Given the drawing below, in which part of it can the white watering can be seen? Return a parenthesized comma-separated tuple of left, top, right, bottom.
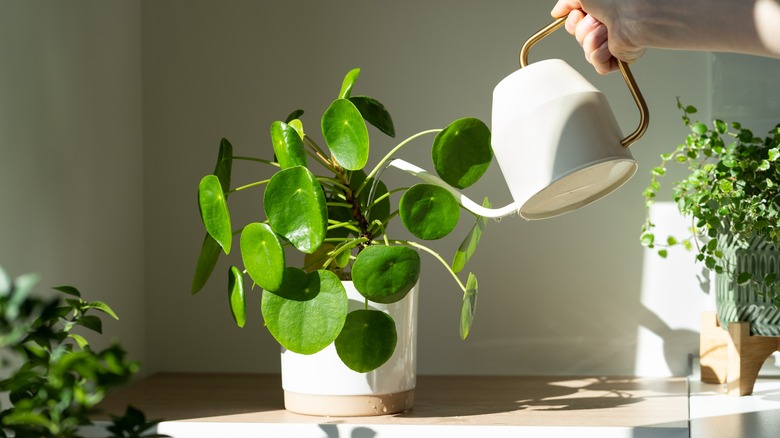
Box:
(390, 16, 649, 220)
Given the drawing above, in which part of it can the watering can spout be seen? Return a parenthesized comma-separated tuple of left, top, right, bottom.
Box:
(388, 159, 524, 219)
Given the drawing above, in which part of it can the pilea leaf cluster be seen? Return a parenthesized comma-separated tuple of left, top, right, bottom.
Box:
(194, 68, 493, 372)
(641, 99, 780, 303)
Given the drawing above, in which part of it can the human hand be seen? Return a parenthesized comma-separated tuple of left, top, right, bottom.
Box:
(551, 0, 646, 74)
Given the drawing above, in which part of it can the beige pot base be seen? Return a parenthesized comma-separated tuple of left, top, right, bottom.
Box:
(284, 389, 414, 417)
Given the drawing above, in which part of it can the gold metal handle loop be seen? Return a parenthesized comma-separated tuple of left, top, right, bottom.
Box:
(519, 16, 649, 148)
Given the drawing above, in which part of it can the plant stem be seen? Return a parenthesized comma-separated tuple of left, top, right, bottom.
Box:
(232, 156, 280, 167)
(387, 239, 465, 292)
(227, 179, 270, 195)
(356, 129, 442, 197)
(318, 177, 350, 192)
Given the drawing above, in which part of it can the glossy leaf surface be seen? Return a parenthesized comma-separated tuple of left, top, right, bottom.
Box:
(228, 266, 246, 328)
(460, 273, 478, 339)
(432, 118, 492, 189)
(241, 223, 285, 291)
(261, 268, 347, 354)
(271, 121, 307, 169)
(399, 183, 459, 240)
(339, 68, 360, 99)
(192, 233, 221, 294)
(352, 245, 420, 304)
(264, 167, 327, 254)
(335, 309, 397, 372)
(350, 96, 395, 138)
(452, 198, 490, 273)
(322, 99, 369, 171)
(198, 174, 232, 254)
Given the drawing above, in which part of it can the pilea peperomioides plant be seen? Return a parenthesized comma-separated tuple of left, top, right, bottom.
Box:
(193, 68, 493, 372)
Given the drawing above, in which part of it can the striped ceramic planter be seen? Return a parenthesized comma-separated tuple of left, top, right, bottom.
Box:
(716, 234, 780, 336)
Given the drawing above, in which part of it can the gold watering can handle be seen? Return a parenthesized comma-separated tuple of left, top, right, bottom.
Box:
(519, 16, 649, 147)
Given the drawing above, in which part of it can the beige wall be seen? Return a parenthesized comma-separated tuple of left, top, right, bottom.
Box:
(0, 1, 145, 361)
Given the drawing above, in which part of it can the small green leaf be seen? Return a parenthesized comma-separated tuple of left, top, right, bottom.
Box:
(460, 273, 478, 340)
(192, 233, 221, 294)
(285, 109, 304, 124)
(84, 301, 119, 320)
(339, 68, 360, 99)
(213, 138, 233, 192)
(76, 315, 103, 334)
(241, 222, 285, 291)
(432, 118, 493, 189)
(68, 333, 89, 349)
(658, 249, 668, 258)
(322, 99, 369, 171)
(399, 184, 460, 240)
(640, 233, 655, 247)
(737, 272, 753, 284)
(765, 272, 777, 285)
(53, 285, 81, 298)
(261, 268, 348, 354)
(198, 174, 232, 254)
(271, 121, 307, 169)
(714, 119, 728, 134)
(289, 119, 305, 138)
(349, 96, 395, 138)
(352, 245, 421, 304)
(335, 309, 397, 373)
(666, 236, 678, 246)
(228, 266, 246, 328)
(264, 167, 328, 254)
(692, 122, 708, 135)
(769, 148, 780, 162)
(453, 198, 490, 273)
(719, 179, 733, 193)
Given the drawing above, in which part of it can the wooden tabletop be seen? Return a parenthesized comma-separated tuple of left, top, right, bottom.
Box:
(91, 373, 688, 437)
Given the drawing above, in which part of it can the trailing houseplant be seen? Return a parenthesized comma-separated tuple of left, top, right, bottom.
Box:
(192, 68, 493, 374)
(641, 99, 780, 321)
(0, 265, 166, 438)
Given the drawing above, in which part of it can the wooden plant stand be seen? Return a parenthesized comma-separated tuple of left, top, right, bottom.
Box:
(699, 311, 780, 395)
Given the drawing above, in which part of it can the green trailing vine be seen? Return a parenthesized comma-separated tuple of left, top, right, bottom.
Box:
(641, 99, 780, 304)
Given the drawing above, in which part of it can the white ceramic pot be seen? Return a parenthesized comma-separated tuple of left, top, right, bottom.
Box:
(280, 281, 419, 416)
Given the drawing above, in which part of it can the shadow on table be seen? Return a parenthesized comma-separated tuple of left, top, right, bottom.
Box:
(397, 375, 654, 418)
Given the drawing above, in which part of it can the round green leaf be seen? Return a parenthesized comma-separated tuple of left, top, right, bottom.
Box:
(460, 273, 478, 340)
(335, 309, 397, 373)
(352, 245, 420, 304)
(198, 174, 232, 254)
(349, 95, 395, 138)
(264, 167, 328, 254)
(399, 183, 460, 240)
(228, 266, 246, 328)
(432, 118, 492, 189)
(261, 268, 348, 354)
(322, 99, 369, 171)
(241, 223, 285, 291)
(271, 121, 307, 169)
